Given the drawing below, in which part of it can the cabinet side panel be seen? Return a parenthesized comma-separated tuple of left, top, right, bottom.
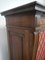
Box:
(32, 32, 39, 60)
(23, 30, 34, 60)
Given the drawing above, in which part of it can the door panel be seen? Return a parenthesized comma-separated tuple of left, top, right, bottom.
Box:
(9, 31, 24, 60)
(8, 28, 34, 60)
(11, 36, 23, 60)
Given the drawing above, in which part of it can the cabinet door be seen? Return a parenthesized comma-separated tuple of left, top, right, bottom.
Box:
(8, 28, 34, 60)
(8, 28, 24, 60)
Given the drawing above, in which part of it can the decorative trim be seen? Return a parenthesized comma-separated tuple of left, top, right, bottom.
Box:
(1, 1, 45, 16)
(7, 25, 34, 32)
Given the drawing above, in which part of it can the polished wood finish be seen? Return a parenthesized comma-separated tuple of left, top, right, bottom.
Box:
(32, 32, 39, 60)
(1, 1, 45, 60)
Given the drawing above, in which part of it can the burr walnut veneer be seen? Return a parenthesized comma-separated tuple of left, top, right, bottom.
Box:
(1, 1, 45, 60)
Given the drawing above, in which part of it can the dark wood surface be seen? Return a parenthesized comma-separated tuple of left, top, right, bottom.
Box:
(1, 1, 45, 16)
(7, 27, 34, 60)
(6, 12, 35, 28)
(1, 1, 45, 60)
(32, 32, 39, 60)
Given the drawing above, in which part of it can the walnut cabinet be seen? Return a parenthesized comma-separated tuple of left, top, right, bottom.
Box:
(1, 1, 45, 60)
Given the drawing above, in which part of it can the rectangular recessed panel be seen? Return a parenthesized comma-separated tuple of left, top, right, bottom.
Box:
(11, 34, 23, 60)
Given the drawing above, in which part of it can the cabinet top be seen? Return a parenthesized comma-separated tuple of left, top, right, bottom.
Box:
(1, 1, 45, 16)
